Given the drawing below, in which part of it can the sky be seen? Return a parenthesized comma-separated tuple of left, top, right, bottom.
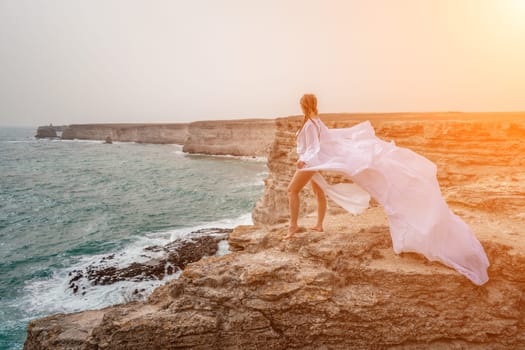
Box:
(0, 0, 524, 127)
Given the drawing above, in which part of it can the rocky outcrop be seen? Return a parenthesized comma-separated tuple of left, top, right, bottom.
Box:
(23, 211, 525, 349)
(182, 119, 275, 157)
(253, 112, 525, 225)
(24, 112, 525, 349)
(61, 123, 189, 144)
(67, 228, 231, 297)
(35, 126, 57, 138)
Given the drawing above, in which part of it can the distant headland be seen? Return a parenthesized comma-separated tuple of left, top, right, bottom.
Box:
(35, 119, 276, 157)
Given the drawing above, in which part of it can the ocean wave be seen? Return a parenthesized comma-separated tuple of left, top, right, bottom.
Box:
(20, 212, 253, 318)
(172, 144, 185, 156)
(21, 271, 182, 318)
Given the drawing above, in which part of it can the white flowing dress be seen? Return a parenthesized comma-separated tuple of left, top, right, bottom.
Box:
(297, 117, 490, 285)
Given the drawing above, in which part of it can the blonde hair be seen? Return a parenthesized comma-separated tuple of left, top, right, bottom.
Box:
(300, 94, 318, 118)
(299, 94, 318, 130)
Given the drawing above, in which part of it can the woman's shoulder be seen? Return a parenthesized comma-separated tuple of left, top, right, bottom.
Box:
(296, 118, 318, 137)
(311, 117, 327, 130)
(304, 117, 323, 131)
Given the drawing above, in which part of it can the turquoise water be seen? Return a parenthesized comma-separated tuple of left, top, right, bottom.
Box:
(0, 127, 267, 349)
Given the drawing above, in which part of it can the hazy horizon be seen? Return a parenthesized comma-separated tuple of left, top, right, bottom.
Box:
(1, 0, 524, 127)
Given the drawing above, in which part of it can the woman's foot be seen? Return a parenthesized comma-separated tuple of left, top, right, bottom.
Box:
(310, 226, 324, 232)
(283, 226, 301, 240)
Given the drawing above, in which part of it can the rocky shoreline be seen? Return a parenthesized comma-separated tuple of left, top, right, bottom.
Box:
(25, 112, 525, 349)
(35, 119, 276, 157)
(66, 228, 231, 299)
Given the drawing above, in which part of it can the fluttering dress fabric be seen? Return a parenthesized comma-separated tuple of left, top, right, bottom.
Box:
(297, 117, 490, 285)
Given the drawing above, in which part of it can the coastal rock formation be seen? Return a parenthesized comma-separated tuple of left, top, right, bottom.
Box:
(57, 118, 275, 156)
(182, 119, 275, 157)
(35, 126, 57, 138)
(24, 211, 525, 349)
(67, 228, 231, 297)
(61, 123, 189, 144)
(24, 112, 525, 349)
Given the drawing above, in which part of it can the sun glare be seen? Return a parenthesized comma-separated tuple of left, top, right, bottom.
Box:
(515, 0, 525, 10)
(504, 0, 525, 23)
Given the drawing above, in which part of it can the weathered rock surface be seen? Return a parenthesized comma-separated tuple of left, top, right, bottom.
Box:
(61, 123, 189, 144)
(23, 210, 525, 349)
(182, 119, 275, 157)
(35, 126, 57, 138)
(24, 112, 525, 349)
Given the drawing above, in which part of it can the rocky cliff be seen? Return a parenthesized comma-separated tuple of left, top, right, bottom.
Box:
(182, 119, 275, 157)
(61, 123, 189, 144)
(35, 126, 57, 138)
(56, 118, 275, 156)
(24, 112, 525, 349)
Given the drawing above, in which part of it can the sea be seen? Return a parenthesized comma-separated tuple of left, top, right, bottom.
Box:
(0, 127, 268, 350)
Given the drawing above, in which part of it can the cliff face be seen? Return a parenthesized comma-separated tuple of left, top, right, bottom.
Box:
(35, 126, 57, 138)
(61, 123, 189, 144)
(57, 119, 275, 156)
(182, 119, 275, 157)
(253, 112, 525, 225)
(24, 112, 525, 349)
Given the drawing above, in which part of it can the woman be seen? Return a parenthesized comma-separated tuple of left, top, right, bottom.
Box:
(286, 94, 328, 236)
(286, 94, 490, 286)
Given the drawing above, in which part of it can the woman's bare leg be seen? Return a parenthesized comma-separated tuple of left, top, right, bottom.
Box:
(311, 180, 326, 232)
(286, 170, 315, 237)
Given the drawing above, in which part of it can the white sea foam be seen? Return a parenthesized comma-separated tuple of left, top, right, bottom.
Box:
(216, 240, 231, 256)
(22, 270, 182, 317)
(233, 178, 266, 188)
(2, 140, 39, 143)
(20, 212, 253, 317)
(182, 151, 267, 163)
(172, 144, 186, 156)
(59, 138, 104, 144)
